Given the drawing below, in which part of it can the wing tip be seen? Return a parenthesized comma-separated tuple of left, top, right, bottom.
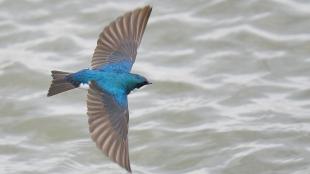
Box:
(139, 5, 152, 18)
(142, 4, 152, 10)
(143, 5, 152, 18)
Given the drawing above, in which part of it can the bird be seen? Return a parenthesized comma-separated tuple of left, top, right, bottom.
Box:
(47, 5, 152, 173)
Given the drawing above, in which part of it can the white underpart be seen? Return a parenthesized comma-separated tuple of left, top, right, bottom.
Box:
(79, 68, 92, 90)
(79, 83, 89, 90)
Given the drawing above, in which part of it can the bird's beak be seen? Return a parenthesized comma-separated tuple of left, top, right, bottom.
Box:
(146, 81, 152, 85)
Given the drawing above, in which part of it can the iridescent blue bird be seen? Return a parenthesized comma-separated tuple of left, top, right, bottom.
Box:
(47, 6, 152, 173)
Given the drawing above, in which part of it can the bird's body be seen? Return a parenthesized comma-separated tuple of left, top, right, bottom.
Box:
(66, 62, 149, 106)
(47, 6, 152, 173)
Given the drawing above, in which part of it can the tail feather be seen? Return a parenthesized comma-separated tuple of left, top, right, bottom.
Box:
(47, 70, 77, 97)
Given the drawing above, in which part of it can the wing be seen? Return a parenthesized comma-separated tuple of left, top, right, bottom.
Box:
(87, 82, 131, 172)
(91, 5, 152, 71)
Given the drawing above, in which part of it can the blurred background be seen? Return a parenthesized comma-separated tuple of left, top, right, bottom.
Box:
(0, 0, 310, 173)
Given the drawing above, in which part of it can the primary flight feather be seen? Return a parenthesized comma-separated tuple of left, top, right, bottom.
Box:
(47, 5, 152, 173)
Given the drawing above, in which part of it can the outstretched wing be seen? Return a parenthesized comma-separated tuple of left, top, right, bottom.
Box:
(91, 5, 152, 71)
(87, 82, 131, 172)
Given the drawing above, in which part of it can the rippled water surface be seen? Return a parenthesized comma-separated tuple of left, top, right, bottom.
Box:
(1, 0, 310, 173)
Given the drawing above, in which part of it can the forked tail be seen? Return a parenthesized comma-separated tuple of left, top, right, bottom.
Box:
(47, 70, 77, 97)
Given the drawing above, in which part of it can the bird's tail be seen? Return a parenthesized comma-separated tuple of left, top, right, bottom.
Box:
(47, 70, 77, 97)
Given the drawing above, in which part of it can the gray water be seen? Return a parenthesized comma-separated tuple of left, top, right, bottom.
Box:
(1, 0, 310, 173)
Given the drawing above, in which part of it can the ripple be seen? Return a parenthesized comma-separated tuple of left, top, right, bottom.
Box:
(195, 24, 310, 42)
(272, 0, 310, 14)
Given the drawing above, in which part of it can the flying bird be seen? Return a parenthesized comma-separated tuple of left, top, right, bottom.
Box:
(47, 5, 152, 173)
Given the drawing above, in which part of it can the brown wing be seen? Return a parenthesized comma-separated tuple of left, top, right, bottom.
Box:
(91, 5, 152, 69)
(87, 82, 131, 172)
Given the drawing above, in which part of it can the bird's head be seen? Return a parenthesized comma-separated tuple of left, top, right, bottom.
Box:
(126, 74, 151, 93)
(133, 74, 152, 89)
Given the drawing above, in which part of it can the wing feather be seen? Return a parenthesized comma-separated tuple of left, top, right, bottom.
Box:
(91, 6, 152, 70)
(87, 82, 131, 172)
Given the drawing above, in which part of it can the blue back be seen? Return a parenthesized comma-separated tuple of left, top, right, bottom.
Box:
(96, 59, 133, 73)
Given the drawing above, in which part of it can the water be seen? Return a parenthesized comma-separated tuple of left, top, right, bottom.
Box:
(0, 0, 310, 173)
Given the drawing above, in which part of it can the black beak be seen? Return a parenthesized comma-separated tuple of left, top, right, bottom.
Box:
(137, 81, 152, 89)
